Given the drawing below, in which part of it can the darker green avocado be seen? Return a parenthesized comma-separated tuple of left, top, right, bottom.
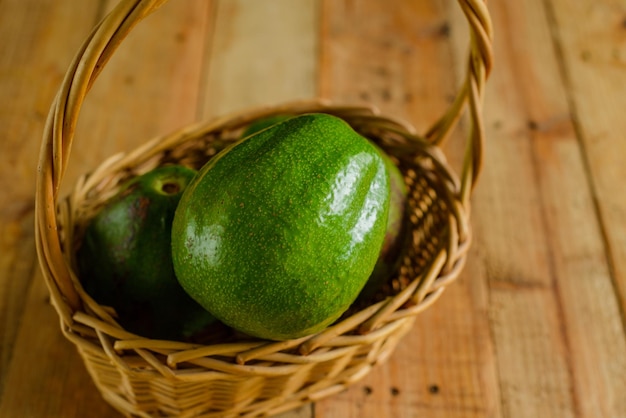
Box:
(77, 165, 215, 340)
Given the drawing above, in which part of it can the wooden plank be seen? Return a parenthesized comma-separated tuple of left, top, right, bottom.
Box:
(318, 0, 461, 130)
(543, 0, 626, 415)
(0, 0, 215, 416)
(199, 0, 318, 119)
(474, 0, 626, 416)
(0, 271, 117, 417)
(0, 0, 102, 404)
(315, 1, 501, 417)
(547, 0, 626, 337)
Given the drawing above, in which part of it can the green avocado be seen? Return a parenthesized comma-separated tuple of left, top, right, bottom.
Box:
(172, 113, 390, 340)
(77, 165, 215, 340)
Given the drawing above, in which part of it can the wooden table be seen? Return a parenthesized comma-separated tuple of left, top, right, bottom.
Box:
(1, 0, 625, 417)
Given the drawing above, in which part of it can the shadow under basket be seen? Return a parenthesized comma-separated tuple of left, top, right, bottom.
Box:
(35, 0, 493, 417)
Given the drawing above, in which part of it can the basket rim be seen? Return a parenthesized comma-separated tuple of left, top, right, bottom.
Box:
(55, 100, 471, 365)
(33, 0, 493, 407)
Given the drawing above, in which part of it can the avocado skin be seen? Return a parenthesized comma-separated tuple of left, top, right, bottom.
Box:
(172, 113, 390, 341)
(77, 165, 215, 340)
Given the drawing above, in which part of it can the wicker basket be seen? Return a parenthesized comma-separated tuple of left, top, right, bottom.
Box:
(35, 0, 493, 417)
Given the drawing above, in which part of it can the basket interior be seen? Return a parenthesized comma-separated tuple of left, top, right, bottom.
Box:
(66, 106, 461, 331)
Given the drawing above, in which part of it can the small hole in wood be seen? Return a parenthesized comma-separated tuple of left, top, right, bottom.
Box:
(439, 22, 451, 37)
(581, 50, 592, 62)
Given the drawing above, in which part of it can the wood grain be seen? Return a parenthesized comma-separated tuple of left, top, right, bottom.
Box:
(545, 0, 626, 414)
(0, 270, 117, 417)
(318, 0, 460, 130)
(0, 0, 102, 406)
(548, 0, 626, 337)
(475, 0, 626, 416)
(200, 0, 318, 118)
(1, 0, 626, 417)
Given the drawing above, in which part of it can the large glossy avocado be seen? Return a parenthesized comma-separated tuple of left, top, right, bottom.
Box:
(77, 165, 215, 340)
(172, 113, 390, 341)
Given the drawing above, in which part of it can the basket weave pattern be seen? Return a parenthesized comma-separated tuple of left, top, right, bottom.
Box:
(35, 0, 493, 417)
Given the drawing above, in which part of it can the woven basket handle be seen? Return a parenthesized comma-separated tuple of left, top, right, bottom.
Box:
(36, 0, 169, 311)
(35, 0, 493, 313)
(428, 0, 493, 203)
